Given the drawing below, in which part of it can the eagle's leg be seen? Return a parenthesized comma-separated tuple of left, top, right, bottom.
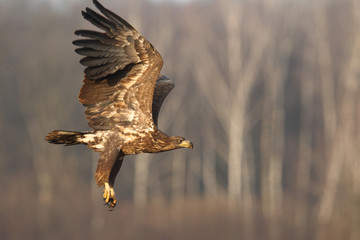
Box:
(103, 182, 117, 209)
(102, 152, 124, 209)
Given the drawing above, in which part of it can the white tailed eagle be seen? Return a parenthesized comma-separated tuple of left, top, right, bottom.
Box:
(45, 0, 193, 209)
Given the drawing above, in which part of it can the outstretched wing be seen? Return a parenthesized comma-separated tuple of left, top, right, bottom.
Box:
(152, 75, 174, 126)
(74, 0, 163, 130)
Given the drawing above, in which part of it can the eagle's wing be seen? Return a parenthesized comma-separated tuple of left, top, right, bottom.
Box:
(152, 76, 175, 127)
(74, 0, 163, 130)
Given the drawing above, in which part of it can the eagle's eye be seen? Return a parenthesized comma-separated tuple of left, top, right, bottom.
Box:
(176, 139, 183, 144)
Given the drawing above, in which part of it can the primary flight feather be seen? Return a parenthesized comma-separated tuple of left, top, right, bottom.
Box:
(45, 0, 193, 209)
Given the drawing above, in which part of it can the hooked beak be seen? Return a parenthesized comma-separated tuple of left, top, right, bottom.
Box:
(179, 140, 194, 149)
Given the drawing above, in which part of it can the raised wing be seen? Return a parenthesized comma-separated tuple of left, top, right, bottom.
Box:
(74, 0, 163, 130)
(152, 76, 174, 126)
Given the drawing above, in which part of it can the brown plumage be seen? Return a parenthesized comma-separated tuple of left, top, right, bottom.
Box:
(45, 0, 193, 209)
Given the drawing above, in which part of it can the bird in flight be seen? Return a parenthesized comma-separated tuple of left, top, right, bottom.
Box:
(45, 0, 193, 209)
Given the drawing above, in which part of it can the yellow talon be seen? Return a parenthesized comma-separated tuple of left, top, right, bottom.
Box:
(103, 182, 117, 209)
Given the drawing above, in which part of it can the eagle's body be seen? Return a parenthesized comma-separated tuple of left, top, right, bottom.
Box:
(45, 0, 193, 209)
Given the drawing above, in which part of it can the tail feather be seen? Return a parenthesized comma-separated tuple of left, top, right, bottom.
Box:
(45, 130, 86, 145)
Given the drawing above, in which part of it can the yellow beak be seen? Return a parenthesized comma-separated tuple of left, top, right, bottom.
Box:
(179, 140, 194, 149)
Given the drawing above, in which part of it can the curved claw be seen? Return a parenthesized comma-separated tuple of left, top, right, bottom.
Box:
(103, 182, 117, 209)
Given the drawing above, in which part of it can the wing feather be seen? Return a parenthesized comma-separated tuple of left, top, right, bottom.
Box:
(75, 48, 120, 58)
(92, 0, 136, 31)
(82, 8, 116, 32)
(73, 39, 123, 52)
(75, 30, 119, 45)
(152, 76, 175, 126)
(75, 0, 163, 130)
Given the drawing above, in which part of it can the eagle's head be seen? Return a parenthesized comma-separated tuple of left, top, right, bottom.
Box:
(169, 136, 194, 150)
(152, 131, 193, 152)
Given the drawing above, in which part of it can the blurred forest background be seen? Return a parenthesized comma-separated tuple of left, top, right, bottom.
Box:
(1, 0, 360, 239)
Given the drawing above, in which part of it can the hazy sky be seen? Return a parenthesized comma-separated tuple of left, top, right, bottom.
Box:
(30, 0, 192, 6)
(21, 0, 192, 13)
